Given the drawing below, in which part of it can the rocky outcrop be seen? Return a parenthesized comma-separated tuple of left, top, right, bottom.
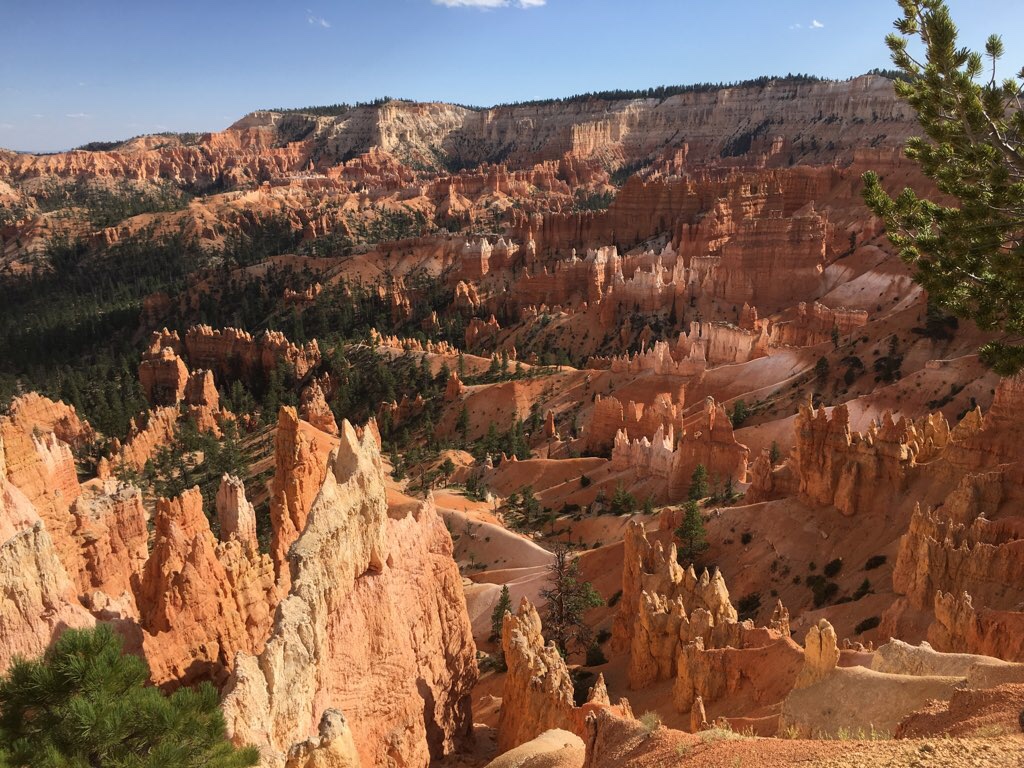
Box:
(222, 422, 477, 768)
(134, 487, 276, 687)
(499, 599, 623, 753)
(666, 398, 749, 499)
(184, 325, 321, 382)
(892, 501, 1024, 613)
(7, 393, 95, 451)
(792, 403, 949, 517)
(285, 710, 361, 768)
(113, 406, 180, 471)
(929, 591, 1024, 663)
(745, 448, 797, 503)
(611, 522, 736, 677)
(217, 474, 260, 556)
(269, 407, 337, 587)
(139, 346, 190, 406)
(602, 397, 749, 499)
(586, 393, 683, 455)
(769, 301, 868, 348)
(1, 400, 84, 575)
(499, 598, 577, 752)
(300, 381, 339, 436)
(794, 619, 840, 689)
(0, 523, 94, 673)
(71, 480, 148, 601)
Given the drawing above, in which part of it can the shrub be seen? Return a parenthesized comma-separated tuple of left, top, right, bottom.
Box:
(639, 711, 662, 733)
(853, 579, 872, 600)
(737, 593, 762, 621)
(824, 558, 843, 578)
(855, 616, 881, 635)
(865, 555, 887, 570)
(580, 474, 592, 488)
(571, 669, 595, 707)
(740, 531, 753, 545)
(586, 644, 608, 667)
(607, 590, 623, 607)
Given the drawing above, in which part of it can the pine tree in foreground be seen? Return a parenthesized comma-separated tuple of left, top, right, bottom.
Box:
(863, 0, 1024, 374)
(0, 625, 259, 768)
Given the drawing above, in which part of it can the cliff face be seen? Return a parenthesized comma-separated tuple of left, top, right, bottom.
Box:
(222, 421, 477, 768)
(1, 77, 911, 190)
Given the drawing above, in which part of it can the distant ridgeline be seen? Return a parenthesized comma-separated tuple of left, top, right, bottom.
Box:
(264, 72, 910, 116)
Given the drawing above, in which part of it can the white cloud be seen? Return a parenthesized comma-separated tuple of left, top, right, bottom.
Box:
(306, 10, 331, 27)
(32, 113, 44, 119)
(432, 0, 545, 8)
(0, 123, 13, 130)
(810, 19, 824, 29)
(66, 112, 89, 119)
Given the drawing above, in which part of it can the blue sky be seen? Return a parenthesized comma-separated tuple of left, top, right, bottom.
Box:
(1, 0, 1022, 152)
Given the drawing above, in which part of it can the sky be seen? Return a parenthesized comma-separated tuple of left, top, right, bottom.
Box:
(1, 0, 1022, 153)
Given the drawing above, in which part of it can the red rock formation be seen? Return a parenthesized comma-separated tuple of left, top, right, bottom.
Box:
(216, 474, 260, 556)
(268, 406, 337, 587)
(499, 598, 624, 753)
(1, 400, 84, 575)
(184, 325, 321, 382)
(929, 591, 1024, 663)
(465, 315, 501, 351)
(769, 301, 869, 348)
(792, 403, 948, 517)
(745, 448, 797, 504)
(666, 398, 749, 499)
(114, 406, 180, 471)
(70, 481, 148, 602)
(184, 368, 219, 409)
(134, 487, 276, 688)
(139, 346, 190, 406)
(586, 393, 683, 454)
(222, 422, 477, 768)
(445, 372, 467, 403)
(610, 399, 749, 499)
(0, 523, 94, 674)
(499, 598, 577, 751)
(7, 393, 94, 451)
(300, 380, 339, 437)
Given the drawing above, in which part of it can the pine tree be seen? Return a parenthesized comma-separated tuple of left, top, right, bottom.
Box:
(490, 584, 512, 642)
(814, 356, 830, 381)
(456, 406, 470, 443)
(675, 500, 709, 565)
(610, 483, 637, 516)
(862, 0, 1024, 374)
(688, 464, 709, 502)
(439, 457, 456, 486)
(540, 545, 603, 656)
(0, 625, 259, 768)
